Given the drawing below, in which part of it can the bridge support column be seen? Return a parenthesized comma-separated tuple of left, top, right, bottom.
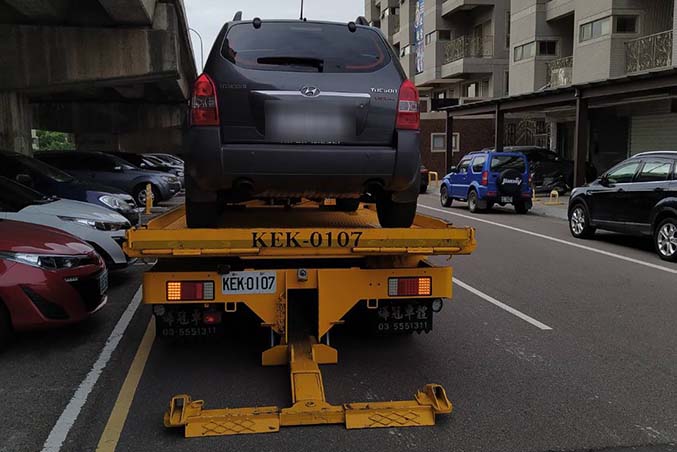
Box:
(0, 92, 33, 155)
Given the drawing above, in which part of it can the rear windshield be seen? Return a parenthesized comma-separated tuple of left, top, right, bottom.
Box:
(221, 22, 390, 73)
(490, 155, 526, 173)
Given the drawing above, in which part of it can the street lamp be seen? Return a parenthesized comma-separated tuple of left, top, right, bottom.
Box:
(189, 27, 204, 71)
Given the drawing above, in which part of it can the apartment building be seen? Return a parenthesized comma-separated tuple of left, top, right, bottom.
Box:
(366, 0, 511, 176)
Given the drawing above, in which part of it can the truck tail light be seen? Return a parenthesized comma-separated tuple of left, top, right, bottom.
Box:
(388, 277, 432, 296)
(190, 74, 219, 126)
(481, 171, 489, 186)
(166, 281, 215, 301)
(396, 79, 420, 130)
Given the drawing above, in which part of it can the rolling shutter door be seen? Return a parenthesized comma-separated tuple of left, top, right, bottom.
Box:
(630, 114, 677, 155)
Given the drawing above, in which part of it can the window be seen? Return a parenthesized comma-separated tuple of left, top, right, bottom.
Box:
(504, 71, 510, 95)
(431, 133, 447, 153)
(381, 7, 399, 18)
(471, 156, 487, 173)
(580, 17, 611, 42)
(465, 82, 477, 98)
(457, 158, 472, 174)
(464, 81, 488, 98)
(615, 16, 638, 33)
(490, 155, 526, 172)
(636, 160, 671, 182)
(606, 161, 640, 184)
(222, 23, 390, 73)
(425, 32, 435, 45)
(514, 42, 536, 62)
(505, 11, 511, 49)
(452, 133, 460, 153)
(538, 40, 557, 56)
(400, 45, 411, 57)
(438, 30, 451, 41)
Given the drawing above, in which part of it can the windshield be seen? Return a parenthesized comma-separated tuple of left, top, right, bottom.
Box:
(15, 154, 75, 182)
(0, 176, 50, 211)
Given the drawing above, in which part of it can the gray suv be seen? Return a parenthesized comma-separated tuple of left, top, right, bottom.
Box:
(186, 16, 421, 228)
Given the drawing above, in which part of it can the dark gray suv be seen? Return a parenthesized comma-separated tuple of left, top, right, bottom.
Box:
(186, 16, 421, 228)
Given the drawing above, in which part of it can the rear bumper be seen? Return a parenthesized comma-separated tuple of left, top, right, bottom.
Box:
(186, 127, 420, 200)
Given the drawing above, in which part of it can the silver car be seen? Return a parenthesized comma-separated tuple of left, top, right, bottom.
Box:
(0, 177, 131, 268)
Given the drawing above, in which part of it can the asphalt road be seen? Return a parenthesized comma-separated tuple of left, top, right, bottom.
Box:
(2, 194, 676, 452)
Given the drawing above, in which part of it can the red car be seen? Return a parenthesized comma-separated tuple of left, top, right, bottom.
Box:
(0, 220, 108, 345)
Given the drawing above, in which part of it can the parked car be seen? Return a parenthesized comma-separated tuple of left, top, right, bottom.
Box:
(0, 220, 107, 346)
(440, 151, 532, 214)
(420, 165, 429, 194)
(0, 176, 131, 268)
(110, 152, 185, 189)
(185, 17, 421, 228)
(149, 153, 184, 167)
(568, 151, 677, 262)
(36, 151, 182, 206)
(483, 146, 573, 194)
(0, 151, 139, 225)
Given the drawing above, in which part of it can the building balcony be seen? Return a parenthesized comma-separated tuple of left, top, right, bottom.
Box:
(443, 35, 493, 64)
(392, 14, 400, 34)
(625, 30, 673, 75)
(547, 56, 573, 88)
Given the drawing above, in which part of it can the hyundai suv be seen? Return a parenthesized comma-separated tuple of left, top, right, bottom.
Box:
(185, 16, 421, 228)
(568, 151, 677, 262)
(440, 151, 532, 214)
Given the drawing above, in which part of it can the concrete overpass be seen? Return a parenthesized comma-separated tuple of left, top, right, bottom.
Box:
(0, 0, 198, 154)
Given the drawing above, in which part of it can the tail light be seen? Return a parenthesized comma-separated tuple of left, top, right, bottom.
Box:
(388, 277, 432, 297)
(396, 79, 420, 130)
(481, 171, 489, 186)
(167, 281, 215, 301)
(190, 74, 219, 126)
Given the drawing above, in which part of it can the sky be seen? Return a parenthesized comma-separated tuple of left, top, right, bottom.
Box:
(183, 0, 365, 70)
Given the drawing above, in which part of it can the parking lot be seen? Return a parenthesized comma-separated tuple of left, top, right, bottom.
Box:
(2, 194, 675, 452)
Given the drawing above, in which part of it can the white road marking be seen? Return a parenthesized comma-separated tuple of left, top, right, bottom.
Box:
(419, 204, 677, 275)
(41, 287, 143, 452)
(454, 278, 553, 330)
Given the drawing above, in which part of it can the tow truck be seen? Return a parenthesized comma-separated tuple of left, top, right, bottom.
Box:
(124, 200, 475, 438)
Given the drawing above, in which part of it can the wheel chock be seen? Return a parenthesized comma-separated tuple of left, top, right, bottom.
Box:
(163, 337, 453, 437)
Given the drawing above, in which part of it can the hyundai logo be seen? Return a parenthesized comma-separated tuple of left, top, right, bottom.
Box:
(300, 86, 321, 97)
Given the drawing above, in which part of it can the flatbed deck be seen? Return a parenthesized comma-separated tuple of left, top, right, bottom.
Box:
(124, 201, 476, 259)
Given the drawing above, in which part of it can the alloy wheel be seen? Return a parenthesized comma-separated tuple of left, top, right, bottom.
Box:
(657, 222, 677, 257)
(570, 207, 585, 235)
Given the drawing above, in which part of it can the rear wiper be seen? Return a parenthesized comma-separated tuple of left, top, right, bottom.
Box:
(257, 56, 324, 72)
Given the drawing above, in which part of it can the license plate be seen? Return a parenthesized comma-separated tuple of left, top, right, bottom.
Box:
(98, 270, 108, 295)
(500, 196, 512, 203)
(222, 271, 277, 295)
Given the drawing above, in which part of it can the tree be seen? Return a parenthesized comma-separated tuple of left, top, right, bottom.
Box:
(35, 130, 74, 151)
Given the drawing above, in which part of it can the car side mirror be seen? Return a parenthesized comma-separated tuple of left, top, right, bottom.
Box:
(113, 165, 124, 172)
(449, 166, 457, 174)
(599, 175, 610, 187)
(15, 173, 34, 187)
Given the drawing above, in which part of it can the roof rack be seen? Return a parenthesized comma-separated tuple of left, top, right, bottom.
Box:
(634, 150, 677, 156)
(233, 11, 242, 21)
(355, 16, 369, 26)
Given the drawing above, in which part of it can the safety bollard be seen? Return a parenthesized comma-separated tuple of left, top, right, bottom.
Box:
(428, 171, 439, 188)
(145, 183, 153, 214)
(544, 189, 561, 205)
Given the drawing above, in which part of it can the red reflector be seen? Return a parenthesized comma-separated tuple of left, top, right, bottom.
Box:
(481, 171, 489, 186)
(166, 281, 215, 301)
(191, 73, 219, 126)
(388, 277, 432, 296)
(396, 79, 420, 130)
(203, 312, 222, 325)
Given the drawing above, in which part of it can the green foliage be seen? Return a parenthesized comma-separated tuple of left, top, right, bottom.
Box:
(36, 130, 74, 151)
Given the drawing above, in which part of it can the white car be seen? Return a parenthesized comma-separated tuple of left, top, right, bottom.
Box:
(0, 176, 131, 268)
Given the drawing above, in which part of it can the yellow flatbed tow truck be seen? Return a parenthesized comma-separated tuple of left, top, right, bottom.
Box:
(124, 200, 475, 438)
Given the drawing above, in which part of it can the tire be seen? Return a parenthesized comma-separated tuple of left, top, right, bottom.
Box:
(654, 217, 677, 262)
(440, 186, 453, 207)
(186, 199, 221, 228)
(569, 203, 596, 239)
(467, 189, 481, 213)
(514, 201, 529, 214)
(0, 302, 13, 350)
(336, 198, 360, 212)
(134, 184, 161, 207)
(376, 196, 417, 228)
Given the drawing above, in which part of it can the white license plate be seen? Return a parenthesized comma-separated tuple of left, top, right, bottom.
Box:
(222, 271, 277, 295)
(500, 196, 513, 203)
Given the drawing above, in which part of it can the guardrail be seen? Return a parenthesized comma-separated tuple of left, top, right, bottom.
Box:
(443, 35, 494, 64)
(546, 56, 573, 88)
(626, 30, 673, 74)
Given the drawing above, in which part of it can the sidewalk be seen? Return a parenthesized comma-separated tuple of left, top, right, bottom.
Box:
(528, 194, 569, 221)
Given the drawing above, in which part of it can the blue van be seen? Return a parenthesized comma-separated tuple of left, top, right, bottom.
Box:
(440, 151, 532, 214)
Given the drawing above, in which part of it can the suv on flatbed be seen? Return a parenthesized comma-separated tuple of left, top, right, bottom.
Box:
(440, 151, 532, 214)
(568, 151, 677, 261)
(186, 16, 421, 228)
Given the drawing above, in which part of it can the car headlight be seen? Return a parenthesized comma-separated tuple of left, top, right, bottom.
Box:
(99, 195, 128, 211)
(161, 175, 175, 182)
(58, 216, 130, 231)
(0, 252, 94, 269)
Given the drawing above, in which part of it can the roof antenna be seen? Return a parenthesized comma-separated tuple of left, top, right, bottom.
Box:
(299, 0, 304, 20)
